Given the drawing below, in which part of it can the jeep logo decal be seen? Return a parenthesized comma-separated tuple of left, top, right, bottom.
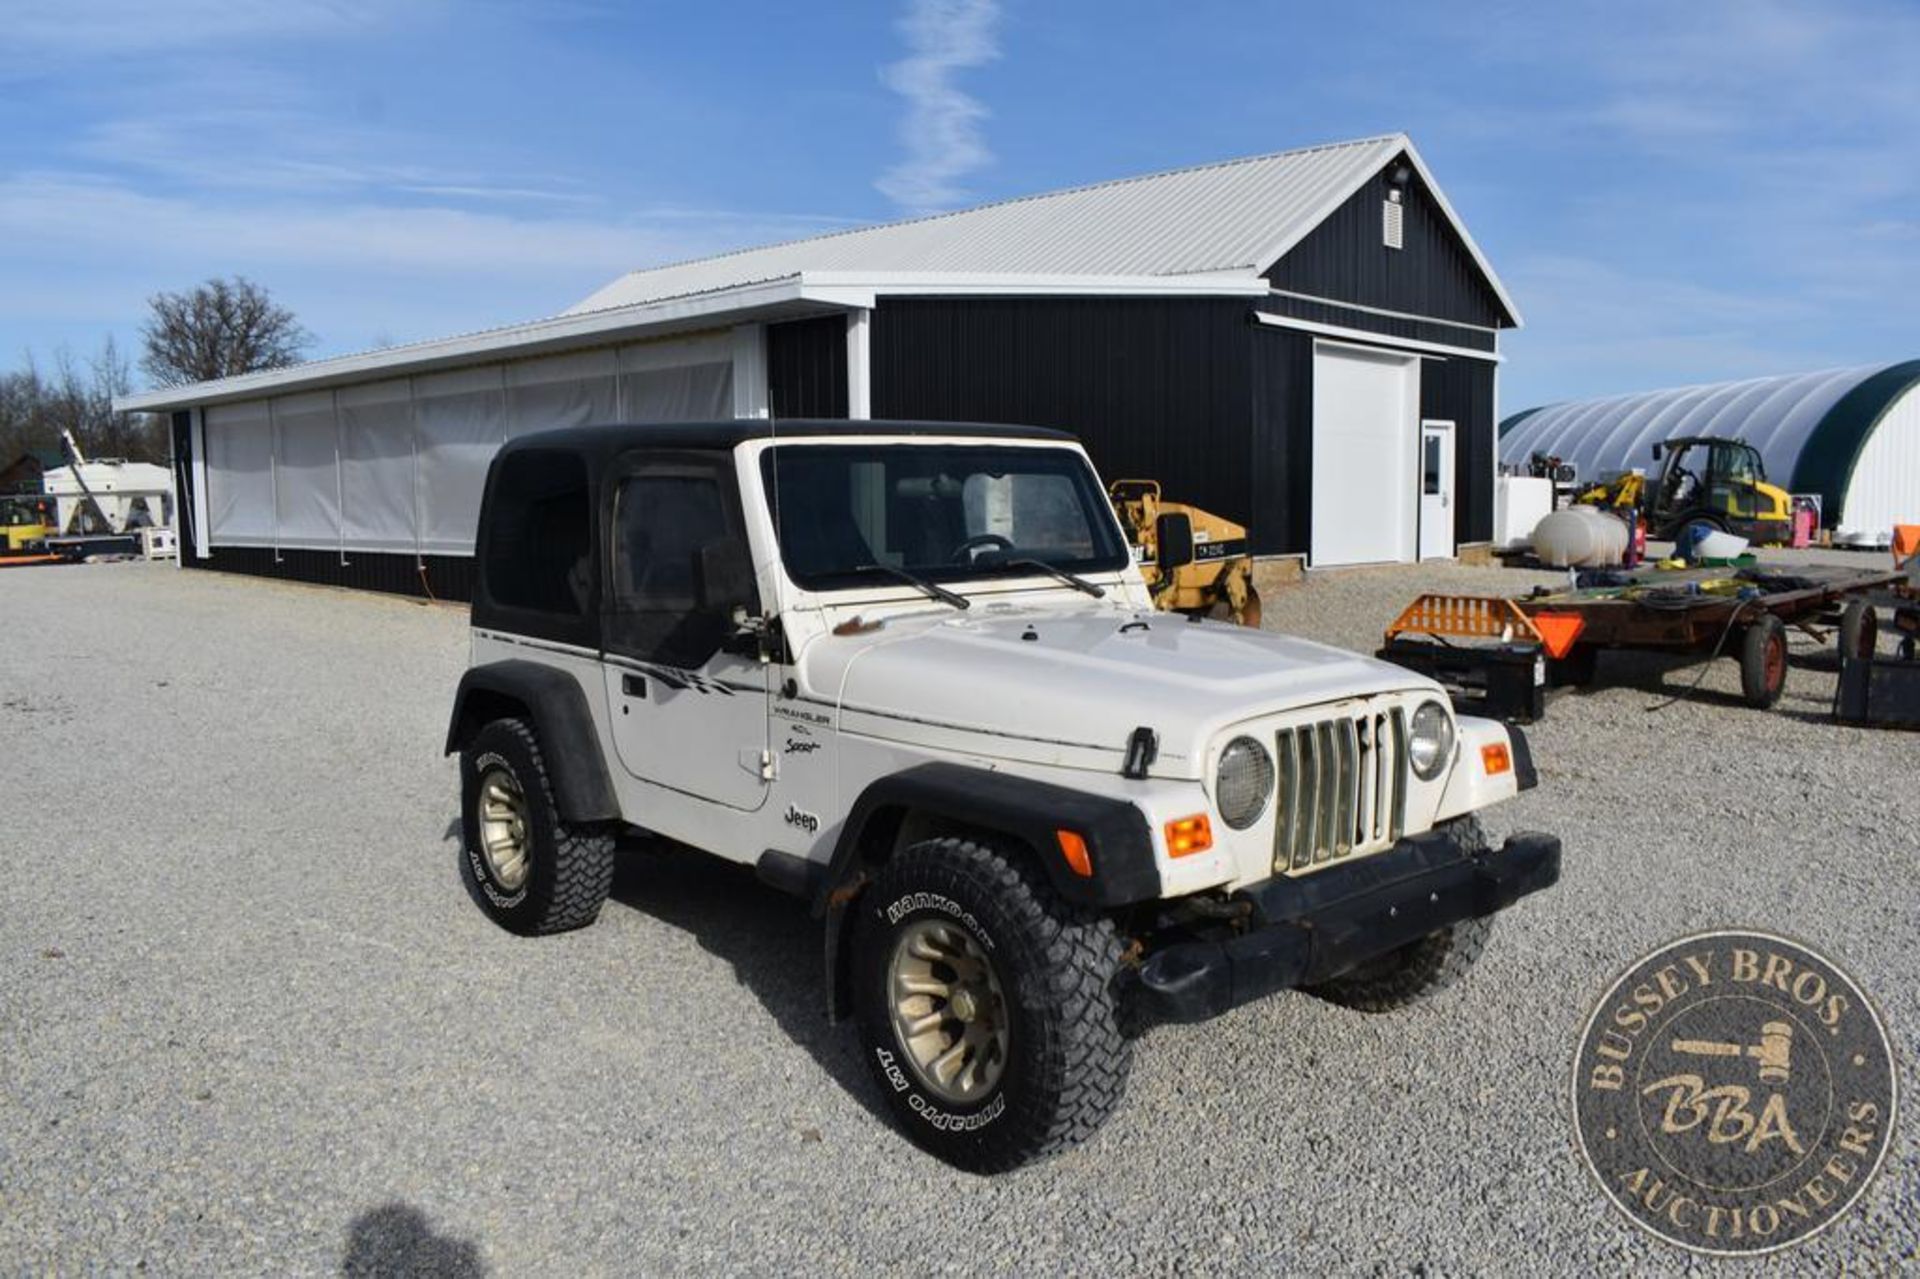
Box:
(783, 804, 820, 834)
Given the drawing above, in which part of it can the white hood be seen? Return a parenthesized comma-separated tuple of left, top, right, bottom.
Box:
(802, 603, 1437, 777)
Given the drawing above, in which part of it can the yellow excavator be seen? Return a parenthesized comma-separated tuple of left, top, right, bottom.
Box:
(1576, 436, 1793, 545)
(1108, 479, 1262, 627)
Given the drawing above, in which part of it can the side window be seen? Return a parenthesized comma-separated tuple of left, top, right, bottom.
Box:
(483, 450, 592, 617)
(609, 461, 748, 666)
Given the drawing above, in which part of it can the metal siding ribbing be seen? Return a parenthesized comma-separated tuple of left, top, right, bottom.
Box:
(767, 316, 850, 419)
(1265, 170, 1511, 329)
(1249, 326, 1314, 556)
(869, 297, 1259, 547)
(1421, 358, 1497, 544)
(571, 138, 1410, 314)
(1499, 361, 1920, 532)
(1256, 294, 1498, 353)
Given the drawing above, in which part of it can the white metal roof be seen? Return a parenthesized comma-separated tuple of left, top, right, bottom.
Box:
(1498, 362, 1920, 519)
(117, 133, 1517, 415)
(569, 133, 1520, 323)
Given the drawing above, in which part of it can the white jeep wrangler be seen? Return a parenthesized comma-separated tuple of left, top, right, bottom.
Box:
(445, 420, 1560, 1173)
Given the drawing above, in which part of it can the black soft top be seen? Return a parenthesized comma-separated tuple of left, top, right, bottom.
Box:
(495, 418, 1075, 470)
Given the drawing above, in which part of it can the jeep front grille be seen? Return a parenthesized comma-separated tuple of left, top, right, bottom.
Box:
(1273, 708, 1406, 872)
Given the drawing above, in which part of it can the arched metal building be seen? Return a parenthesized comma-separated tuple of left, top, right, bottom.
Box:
(1501, 361, 1920, 545)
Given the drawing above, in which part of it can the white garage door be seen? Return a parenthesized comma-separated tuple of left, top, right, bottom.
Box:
(1311, 343, 1419, 567)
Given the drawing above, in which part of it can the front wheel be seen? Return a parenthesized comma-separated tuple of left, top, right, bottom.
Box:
(851, 836, 1131, 1174)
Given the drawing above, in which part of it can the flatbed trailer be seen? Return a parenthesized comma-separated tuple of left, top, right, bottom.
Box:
(1381, 563, 1910, 719)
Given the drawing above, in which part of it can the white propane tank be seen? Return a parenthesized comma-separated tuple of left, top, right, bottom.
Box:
(1531, 506, 1630, 567)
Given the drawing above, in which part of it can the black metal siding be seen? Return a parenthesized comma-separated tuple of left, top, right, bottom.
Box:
(1420, 357, 1497, 544)
(184, 545, 476, 602)
(870, 296, 1262, 549)
(169, 410, 204, 567)
(1266, 161, 1512, 330)
(1255, 293, 1496, 354)
(1248, 326, 1314, 556)
(767, 315, 849, 418)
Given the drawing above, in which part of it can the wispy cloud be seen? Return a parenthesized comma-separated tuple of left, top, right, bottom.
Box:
(874, 0, 1001, 214)
(0, 0, 429, 63)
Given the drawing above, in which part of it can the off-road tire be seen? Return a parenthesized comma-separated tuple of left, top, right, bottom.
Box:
(1739, 614, 1789, 709)
(459, 718, 615, 936)
(1307, 816, 1495, 1013)
(851, 835, 1130, 1174)
(1839, 601, 1877, 662)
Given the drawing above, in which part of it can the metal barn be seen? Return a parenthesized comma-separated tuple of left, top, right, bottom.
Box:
(1501, 362, 1920, 546)
(120, 133, 1520, 599)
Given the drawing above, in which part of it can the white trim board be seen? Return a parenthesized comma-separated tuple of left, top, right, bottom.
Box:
(1252, 310, 1501, 363)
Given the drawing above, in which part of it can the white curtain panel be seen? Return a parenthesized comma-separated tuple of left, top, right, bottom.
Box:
(627, 361, 734, 422)
(271, 390, 342, 547)
(204, 400, 274, 543)
(201, 332, 744, 556)
(620, 333, 734, 422)
(413, 366, 507, 555)
(507, 349, 619, 438)
(338, 380, 417, 553)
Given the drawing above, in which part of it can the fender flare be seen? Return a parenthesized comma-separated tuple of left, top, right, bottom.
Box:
(445, 660, 620, 823)
(813, 761, 1161, 1019)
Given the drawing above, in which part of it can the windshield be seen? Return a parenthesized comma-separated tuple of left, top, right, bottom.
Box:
(763, 443, 1129, 591)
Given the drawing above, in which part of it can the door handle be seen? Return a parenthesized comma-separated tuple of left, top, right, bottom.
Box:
(622, 673, 647, 699)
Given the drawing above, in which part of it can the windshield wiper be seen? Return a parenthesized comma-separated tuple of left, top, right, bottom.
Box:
(848, 563, 970, 610)
(999, 557, 1106, 599)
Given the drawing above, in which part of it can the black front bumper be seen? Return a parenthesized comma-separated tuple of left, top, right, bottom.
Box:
(1129, 829, 1561, 1024)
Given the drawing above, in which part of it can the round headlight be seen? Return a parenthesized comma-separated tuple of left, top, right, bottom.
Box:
(1408, 700, 1455, 780)
(1215, 735, 1275, 830)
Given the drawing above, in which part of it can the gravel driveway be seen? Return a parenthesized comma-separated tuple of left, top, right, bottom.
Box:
(3, 557, 1914, 1274)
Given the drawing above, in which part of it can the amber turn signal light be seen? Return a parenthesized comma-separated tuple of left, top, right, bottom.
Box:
(1165, 813, 1213, 857)
(1055, 829, 1094, 878)
(1481, 742, 1512, 776)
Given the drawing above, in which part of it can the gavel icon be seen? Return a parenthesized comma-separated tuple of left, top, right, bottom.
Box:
(1672, 1021, 1794, 1085)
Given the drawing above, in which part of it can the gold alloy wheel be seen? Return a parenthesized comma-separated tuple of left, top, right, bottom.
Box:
(476, 766, 532, 891)
(887, 919, 1011, 1104)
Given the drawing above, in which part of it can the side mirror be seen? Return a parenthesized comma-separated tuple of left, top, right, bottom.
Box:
(696, 537, 757, 614)
(1651, 443, 1664, 461)
(1155, 512, 1195, 572)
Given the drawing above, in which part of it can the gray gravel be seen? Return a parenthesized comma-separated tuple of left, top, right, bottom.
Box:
(2, 554, 1915, 1275)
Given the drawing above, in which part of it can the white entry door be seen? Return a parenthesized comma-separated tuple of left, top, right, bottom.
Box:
(1311, 343, 1419, 566)
(1420, 419, 1455, 560)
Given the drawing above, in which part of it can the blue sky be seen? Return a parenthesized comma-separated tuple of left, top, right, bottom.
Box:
(2, 0, 1917, 411)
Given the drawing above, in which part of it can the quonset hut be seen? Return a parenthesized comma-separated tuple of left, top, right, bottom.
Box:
(1501, 362, 1920, 546)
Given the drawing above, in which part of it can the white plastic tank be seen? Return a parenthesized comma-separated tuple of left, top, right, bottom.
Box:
(1531, 506, 1630, 567)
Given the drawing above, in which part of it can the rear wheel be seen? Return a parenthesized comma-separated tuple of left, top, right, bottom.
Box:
(1838, 601, 1877, 662)
(1739, 615, 1789, 709)
(851, 836, 1130, 1174)
(459, 718, 615, 935)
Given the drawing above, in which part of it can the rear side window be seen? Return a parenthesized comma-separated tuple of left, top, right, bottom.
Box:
(608, 456, 752, 667)
(483, 450, 592, 617)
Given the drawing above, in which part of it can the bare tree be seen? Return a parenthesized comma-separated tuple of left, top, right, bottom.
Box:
(140, 276, 313, 388)
(1, 337, 166, 471)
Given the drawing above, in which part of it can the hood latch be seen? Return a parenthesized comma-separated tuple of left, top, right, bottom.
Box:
(1121, 726, 1159, 780)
